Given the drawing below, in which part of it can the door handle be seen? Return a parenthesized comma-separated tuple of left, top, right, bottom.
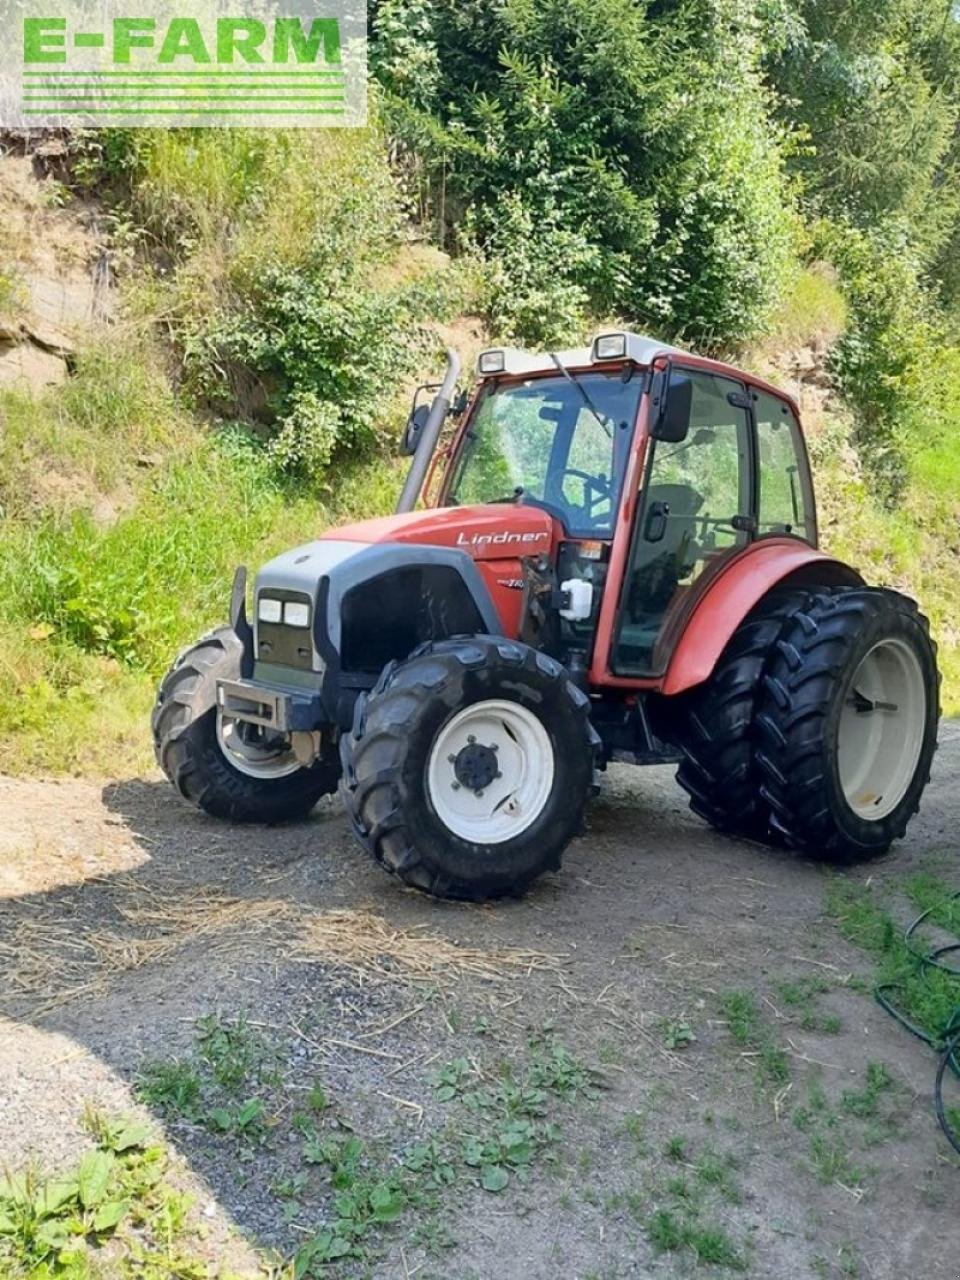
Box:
(644, 500, 670, 542)
(730, 514, 757, 534)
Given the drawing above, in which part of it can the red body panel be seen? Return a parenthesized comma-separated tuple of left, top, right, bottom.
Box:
(323, 504, 560, 635)
(657, 540, 861, 695)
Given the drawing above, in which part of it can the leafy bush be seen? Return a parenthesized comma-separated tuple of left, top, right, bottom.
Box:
(473, 193, 596, 346)
(73, 124, 466, 467)
(816, 219, 938, 498)
(377, 0, 799, 349)
(204, 261, 425, 464)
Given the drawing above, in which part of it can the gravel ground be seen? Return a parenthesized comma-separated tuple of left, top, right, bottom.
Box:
(1, 723, 959, 1278)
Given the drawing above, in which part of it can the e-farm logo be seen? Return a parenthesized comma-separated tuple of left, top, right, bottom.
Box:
(0, 0, 366, 126)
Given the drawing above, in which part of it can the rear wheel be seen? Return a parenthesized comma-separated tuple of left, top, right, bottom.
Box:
(339, 636, 598, 901)
(152, 626, 338, 822)
(755, 588, 939, 859)
(672, 588, 808, 838)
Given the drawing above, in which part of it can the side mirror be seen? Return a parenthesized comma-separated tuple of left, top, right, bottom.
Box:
(650, 366, 693, 443)
(401, 403, 431, 457)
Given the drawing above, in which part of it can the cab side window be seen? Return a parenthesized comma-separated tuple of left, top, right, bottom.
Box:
(754, 391, 816, 543)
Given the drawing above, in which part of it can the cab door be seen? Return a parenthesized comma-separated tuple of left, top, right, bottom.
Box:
(611, 368, 755, 676)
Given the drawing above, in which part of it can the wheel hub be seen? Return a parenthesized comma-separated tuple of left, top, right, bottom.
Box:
(426, 699, 556, 844)
(837, 636, 926, 820)
(217, 713, 302, 780)
(451, 739, 501, 793)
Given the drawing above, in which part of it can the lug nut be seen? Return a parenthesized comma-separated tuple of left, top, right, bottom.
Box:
(495, 771, 502, 779)
(467, 734, 476, 744)
(447, 754, 456, 763)
(452, 782, 460, 791)
(476, 790, 484, 798)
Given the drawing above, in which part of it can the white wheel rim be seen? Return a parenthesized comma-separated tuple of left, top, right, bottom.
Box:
(216, 714, 302, 781)
(837, 637, 926, 820)
(426, 699, 556, 844)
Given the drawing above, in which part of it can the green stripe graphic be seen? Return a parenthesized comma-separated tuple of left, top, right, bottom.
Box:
(24, 95, 346, 102)
(22, 69, 345, 77)
(23, 84, 344, 90)
(22, 106, 348, 114)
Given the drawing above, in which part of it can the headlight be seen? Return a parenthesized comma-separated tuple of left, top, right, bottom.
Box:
(257, 596, 282, 623)
(594, 332, 627, 360)
(283, 601, 311, 628)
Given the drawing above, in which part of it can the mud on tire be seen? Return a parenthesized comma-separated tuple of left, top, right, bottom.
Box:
(339, 636, 600, 901)
(754, 588, 940, 860)
(152, 625, 338, 822)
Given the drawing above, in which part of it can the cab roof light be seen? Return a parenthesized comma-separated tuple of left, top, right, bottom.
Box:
(477, 349, 505, 375)
(594, 332, 628, 360)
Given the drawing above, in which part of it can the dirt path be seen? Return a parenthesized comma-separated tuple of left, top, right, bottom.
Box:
(2, 726, 959, 1279)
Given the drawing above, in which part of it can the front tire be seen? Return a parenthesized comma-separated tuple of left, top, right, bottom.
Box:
(754, 588, 940, 860)
(152, 626, 338, 822)
(339, 636, 599, 901)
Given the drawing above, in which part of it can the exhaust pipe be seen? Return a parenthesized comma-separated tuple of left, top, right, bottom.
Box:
(396, 347, 462, 513)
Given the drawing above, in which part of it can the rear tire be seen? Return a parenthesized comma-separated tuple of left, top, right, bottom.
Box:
(754, 588, 940, 860)
(152, 626, 338, 822)
(339, 636, 599, 901)
(673, 588, 809, 839)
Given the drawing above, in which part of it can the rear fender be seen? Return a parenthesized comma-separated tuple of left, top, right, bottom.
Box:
(661, 540, 863, 696)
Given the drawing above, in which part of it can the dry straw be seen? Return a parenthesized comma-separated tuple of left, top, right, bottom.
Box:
(1, 888, 561, 1018)
(2, 883, 296, 1017)
(294, 908, 563, 983)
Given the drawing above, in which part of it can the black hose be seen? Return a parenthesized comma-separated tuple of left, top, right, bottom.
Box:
(873, 894, 960, 1156)
(935, 1022, 960, 1157)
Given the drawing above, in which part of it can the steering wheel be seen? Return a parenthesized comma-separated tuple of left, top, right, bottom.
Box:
(558, 467, 612, 524)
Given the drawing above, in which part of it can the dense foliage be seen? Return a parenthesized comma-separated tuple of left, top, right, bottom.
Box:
(375, 0, 800, 349)
(371, 0, 960, 514)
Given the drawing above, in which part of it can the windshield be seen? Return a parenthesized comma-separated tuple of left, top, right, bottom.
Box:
(445, 371, 642, 536)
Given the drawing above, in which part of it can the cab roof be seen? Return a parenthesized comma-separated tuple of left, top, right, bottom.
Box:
(474, 329, 801, 417)
(475, 331, 684, 378)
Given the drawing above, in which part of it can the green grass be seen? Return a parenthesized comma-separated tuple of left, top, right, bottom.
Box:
(132, 1020, 599, 1273)
(718, 990, 790, 1086)
(0, 330, 404, 778)
(813, 418, 960, 714)
(824, 876, 960, 1048)
(646, 1207, 745, 1270)
(808, 1133, 865, 1188)
(0, 1112, 224, 1275)
(776, 975, 844, 1035)
(663, 1135, 686, 1162)
(136, 1059, 203, 1119)
(841, 1062, 895, 1120)
(767, 263, 848, 352)
(694, 1149, 742, 1204)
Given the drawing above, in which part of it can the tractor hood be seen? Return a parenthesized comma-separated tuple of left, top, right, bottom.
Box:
(325, 504, 557, 561)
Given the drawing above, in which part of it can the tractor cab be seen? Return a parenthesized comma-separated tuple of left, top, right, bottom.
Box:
(426, 333, 819, 686)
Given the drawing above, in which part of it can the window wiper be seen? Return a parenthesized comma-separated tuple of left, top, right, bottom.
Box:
(549, 352, 613, 438)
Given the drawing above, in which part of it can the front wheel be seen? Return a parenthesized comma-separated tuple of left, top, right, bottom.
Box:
(152, 626, 339, 822)
(339, 636, 599, 900)
(754, 588, 940, 860)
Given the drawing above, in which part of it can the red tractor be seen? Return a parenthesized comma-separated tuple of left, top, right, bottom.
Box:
(154, 333, 940, 900)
